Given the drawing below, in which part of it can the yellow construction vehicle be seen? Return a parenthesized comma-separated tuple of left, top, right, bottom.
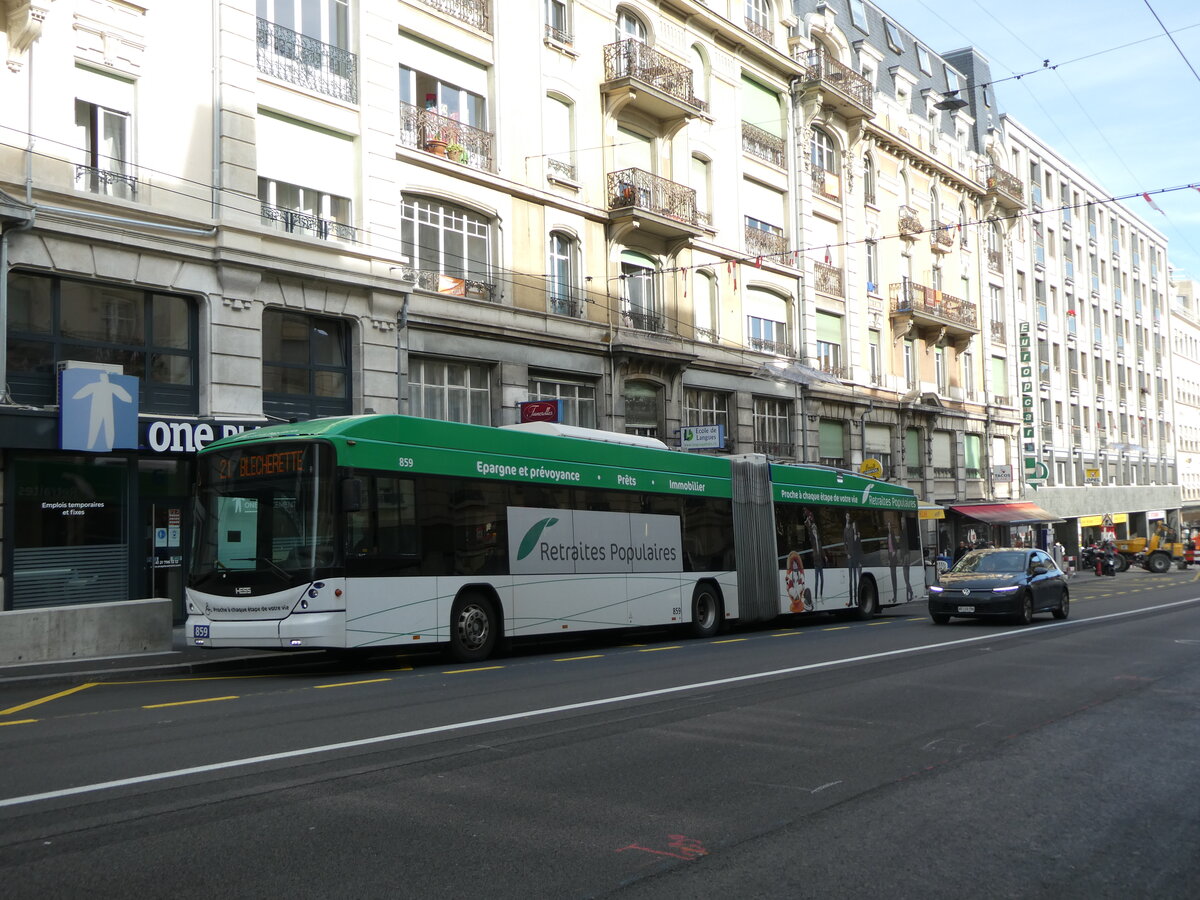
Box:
(1115, 524, 1198, 573)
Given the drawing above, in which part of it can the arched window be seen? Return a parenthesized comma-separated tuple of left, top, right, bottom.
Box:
(544, 93, 575, 180)
(690, 44, 709, 105)
(809, 127, 838, 173)
(863, 154, 876, 205)
(548, 231, 580, 317)
(988, 221, 1002, 255)
(620, 250, 661, 332)
(745, 0, 771, 34)
(693, 269, 719, 341)
(929, 187, 940, 227)
(624, 379, 662, 437)
(616, 8, 646, 42)
(959, 201, 969, 247)
(400, 196, 494, 301)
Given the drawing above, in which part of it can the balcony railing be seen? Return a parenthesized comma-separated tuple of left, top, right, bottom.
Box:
(547, 157, 577, 181)
(256, 18, 358, 103)
(812, 166, 841, 200)
(748, 336, 793, 357)
(75, 165, 139, 201)
(794, 49, 874, 114)
(819, 456, 845, 468)
(889, 280, 979, 331)
(607, 168, 699, 226)
(260, 202, 358, 242)
(991, 321, 1006, 343)
(983, 163, 1024, 208)
(603, 39, 706, 112)
(744, 17, 774, 44)
(906, 465, 923, 479)
(694, 327, 719, 344)
(813, 261, 843, 296)
(934, 467, 955, 479)
(818, 361, 847, 379)
(621, 308, 665, 333)
(548, 294, 585, 318)
(898, 206, 923, 239)
(404, 267, 497, 302)
(398, 101, 495, 172)
(755, 441, 794, 457)
(544, 23, 572, 45)
(744, 225, 796, 267)
(741, 121, 786, 167)
(993, 395, 1011, 407)
(988, 249, 1003, 273)
(930, 222, 955, 252)
(417, 0, 490, 32)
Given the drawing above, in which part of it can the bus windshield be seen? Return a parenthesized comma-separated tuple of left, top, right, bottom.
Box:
(190, 442, 337, 592)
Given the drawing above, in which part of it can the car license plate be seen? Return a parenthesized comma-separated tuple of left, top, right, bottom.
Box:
(193, 624, 210, 639)
(957, 605, 975, 613)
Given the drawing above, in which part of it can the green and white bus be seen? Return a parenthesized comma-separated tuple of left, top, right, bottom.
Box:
(186, 415, 922, 661)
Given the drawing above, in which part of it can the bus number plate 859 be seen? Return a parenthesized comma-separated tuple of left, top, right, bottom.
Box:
(194, 625, 210, 638)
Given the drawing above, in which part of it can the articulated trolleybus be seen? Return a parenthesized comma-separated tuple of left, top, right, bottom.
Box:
(186, 415, 922, 661)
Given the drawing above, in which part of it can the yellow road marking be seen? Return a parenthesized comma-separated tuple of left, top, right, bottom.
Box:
(0, 719, 38, 727)
(554, 654, 604, 661)
(443, 666, 505, 674)
(143, 696, 238, 709)
(906, 617, 926, 621)
(771, 631, 803, 637)
(382, 666, 414, 672)
(867, 621, 891, 626)
(711, 638, 747, 644)
(823, 626, 851, 632)
(313, 678, 391, 689)
(638, 646, 681, 653)
(0, 682, 99, 716)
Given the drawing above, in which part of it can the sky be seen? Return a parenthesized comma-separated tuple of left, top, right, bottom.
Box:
(876, 0, 1200, 282)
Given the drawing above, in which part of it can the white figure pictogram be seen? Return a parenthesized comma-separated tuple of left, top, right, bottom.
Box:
(72, 372, 133, 451)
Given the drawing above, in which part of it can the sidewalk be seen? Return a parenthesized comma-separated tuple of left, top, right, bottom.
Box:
(0, 626, 320, 689)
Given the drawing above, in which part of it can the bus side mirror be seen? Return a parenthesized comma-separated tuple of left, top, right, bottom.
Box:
(341, 477, 363, 513)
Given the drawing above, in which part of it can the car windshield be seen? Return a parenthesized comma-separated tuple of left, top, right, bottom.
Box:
(953, 550, 1027, 573)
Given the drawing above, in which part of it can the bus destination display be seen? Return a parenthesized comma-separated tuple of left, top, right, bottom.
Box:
(215, 448, 306, 481)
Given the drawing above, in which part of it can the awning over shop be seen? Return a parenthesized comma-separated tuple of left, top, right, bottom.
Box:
(949, 502, 1064, 525)
(918, 503, 945, 520)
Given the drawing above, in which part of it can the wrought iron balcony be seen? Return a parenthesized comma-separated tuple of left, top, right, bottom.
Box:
(620, 307, 665, 333)
(991, 321, 1006, 343)
(898, 206, 923, 240)
(988, 249, 1004, 273)
(256, 18, 358, 103)
(607, 168, 701, 239)
(818, 360, 847, 379)
(983, 163, 1024, 210)
(812, 166, 841, 200)
(544, 23, 572, 46)
(548, 293, 585, 318)
(417, 0, 490, 32)
(889, 280, 980, 338)
(75, 165, 139, 201)
(400, 267, 497, 302)
(992, 395, 1011, 407)
(793, 49, 873, 118)
(756, 441, 795, 458)
(260, 202, 357, 242)
(602, 39, 706, 118)
(398, 102, 494, 172)
(748, 336, 793, 357)
(744, 224, 796, 267)
(546, 157, 577, 181)
(742, 121, 786, 167)
(930, 222, 955, 253)
(744, 18, 774, 45)
(694, 326, 719, 344)
(813, 261, 843, 297)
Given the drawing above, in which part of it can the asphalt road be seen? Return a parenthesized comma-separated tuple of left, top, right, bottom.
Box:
(1, 568, 1199, 898)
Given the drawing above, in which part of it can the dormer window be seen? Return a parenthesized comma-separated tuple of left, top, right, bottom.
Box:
(916, 46, 932, 75)
(883, 19, 904, 53)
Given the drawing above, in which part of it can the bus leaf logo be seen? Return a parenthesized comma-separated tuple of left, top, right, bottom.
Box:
(517, 517, 559, 560)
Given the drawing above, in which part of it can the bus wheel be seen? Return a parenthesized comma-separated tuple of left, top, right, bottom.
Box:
(853, 577, 878, 620)
(690, 583, 723, 638)
(450, 592, 498, 663)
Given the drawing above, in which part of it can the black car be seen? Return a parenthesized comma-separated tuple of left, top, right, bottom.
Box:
(928, 548, 1069, 625)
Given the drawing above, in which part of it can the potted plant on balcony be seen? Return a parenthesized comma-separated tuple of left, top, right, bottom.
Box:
(446, 142, 467, 163)
(425, 135, 449, 156)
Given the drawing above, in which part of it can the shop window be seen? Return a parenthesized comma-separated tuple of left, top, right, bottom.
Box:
(5, 272, 197, 414)
(262, 309, 352, 421)
(410, 357, 491, 425)
(529, 374, 595, 428)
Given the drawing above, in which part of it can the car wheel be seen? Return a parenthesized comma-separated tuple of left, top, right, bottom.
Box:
(1052, 588, 1069, 620)
(853, 576, 878, 620)
(690, 583, 723, 638)
(1015, 591, 1034, 626)
(449, 591, 498, 663)
(931, 613, 951, 625)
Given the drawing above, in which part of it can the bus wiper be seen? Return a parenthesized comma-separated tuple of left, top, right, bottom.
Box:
(258, 556, 291, 582)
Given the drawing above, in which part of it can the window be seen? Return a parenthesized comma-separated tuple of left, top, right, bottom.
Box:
(263, 309, 351, 421)
(818, 419, 844, 466)
(963, 350, 975, 396)
(929, 187, 940, 227)
(934, 346, 946, 393)
(545, 0, 571, 43)
(754, 397, 792, 456)
(745, 0, 771, 32)
(692, 155, 712, 223)
(964, 434, 982, 479)
(410, 357, 491, 424)
(544, 94, 575, 180)
(620, 251, 660, 331)
(816, 312, 843, 376)
(868, 330, 882, 383)
(810, 127, 838, 173)
(401, 197, 493, 300)
(530, 375, 596, 428)
(903, 338, 916, 386)
(863, 155, 877, 205)
(932, 430, 953, 477)
(6, 272, 198, 414)
(693, 270, 719, 341)
(866, 240, 879, 294)
(916, 46, 932, 75)
(257, 0, 349, 49)
(883, 19, 904, 53)
(624, 380, 661, 437)
(258, 178, 354, 242)
(684, 388, 729, 433)
(849, 0, 869, 31)
(74, 99, 134, 199)
(256, 0, 355, 101)
(616, 9, 647, 42)
(548, 231, 581, 316)
(748, 315, 788, 355)
(944, 65, 960, 93)
(905, 427, 922, 477)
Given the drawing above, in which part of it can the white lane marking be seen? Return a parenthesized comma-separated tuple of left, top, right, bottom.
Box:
(2, 597, 1197, 809)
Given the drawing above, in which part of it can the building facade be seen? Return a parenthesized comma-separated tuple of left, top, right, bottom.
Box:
(1170, 278, 1200, 526)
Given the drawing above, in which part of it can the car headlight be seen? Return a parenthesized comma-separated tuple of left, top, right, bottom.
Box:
(992, 585, 1020, 593)
(929, 585, 944, 593)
